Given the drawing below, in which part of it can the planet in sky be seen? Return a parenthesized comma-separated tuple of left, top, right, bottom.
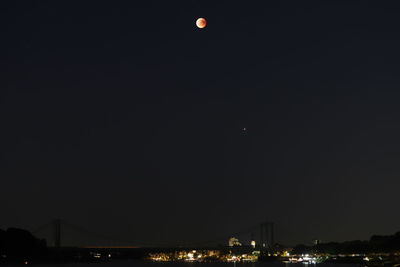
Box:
(196, 18, 207, 29)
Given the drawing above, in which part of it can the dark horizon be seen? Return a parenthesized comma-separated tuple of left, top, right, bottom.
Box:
(2, 0, 400, 247)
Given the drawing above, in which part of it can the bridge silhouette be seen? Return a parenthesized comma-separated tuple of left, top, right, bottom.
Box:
(31, 219, 275, 251)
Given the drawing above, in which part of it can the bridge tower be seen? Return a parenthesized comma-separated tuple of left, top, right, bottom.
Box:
(53, 219, 61, 248)
(260, 222, 274, 252)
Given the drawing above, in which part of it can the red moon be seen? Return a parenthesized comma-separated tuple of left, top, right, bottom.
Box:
(196, 18, 207, 29)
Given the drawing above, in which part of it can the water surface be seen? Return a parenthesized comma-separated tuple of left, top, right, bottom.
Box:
(9, 261, 361, 267)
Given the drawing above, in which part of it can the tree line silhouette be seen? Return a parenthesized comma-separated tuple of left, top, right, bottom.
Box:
(0, 228, 47, 263)
(293, 231, 400, 254)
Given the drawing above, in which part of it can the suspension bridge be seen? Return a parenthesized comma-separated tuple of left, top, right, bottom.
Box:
(31, 219, 275, 253)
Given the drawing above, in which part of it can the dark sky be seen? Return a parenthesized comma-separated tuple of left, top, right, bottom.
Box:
(1, 0, 400, 247)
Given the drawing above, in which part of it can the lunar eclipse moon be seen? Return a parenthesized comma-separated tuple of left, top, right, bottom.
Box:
(196, 18, 207, 28)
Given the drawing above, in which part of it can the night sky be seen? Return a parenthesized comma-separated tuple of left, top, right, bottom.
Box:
(2, 1, 400, 247)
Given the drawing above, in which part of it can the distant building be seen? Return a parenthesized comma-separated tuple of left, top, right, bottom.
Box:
(228, 237, 242, 247)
